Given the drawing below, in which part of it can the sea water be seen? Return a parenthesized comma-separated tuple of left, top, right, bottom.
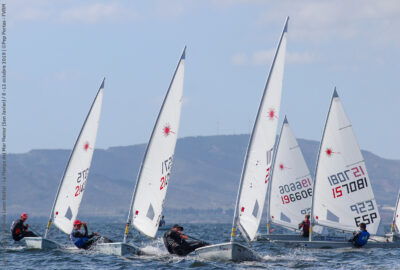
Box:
(3, 222, 400, 269)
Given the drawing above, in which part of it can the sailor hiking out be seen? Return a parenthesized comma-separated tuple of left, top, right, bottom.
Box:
(10, 212, 37, 241)
(70, 220, 99, 249)
(349, 223, 370, 247)
(70, 220, 113, 249)
(163, 224, 209, 256)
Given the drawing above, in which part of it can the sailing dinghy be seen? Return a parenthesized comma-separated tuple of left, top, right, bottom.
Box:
(272, 89, 400, 248)
(260, 116, 328, 241)
(195, 17, 288, 261)
(95, 48, 185, 256)
(384, 190, 400, 242)
(392, 191, 400, 237)
(25, 79, 105, 249)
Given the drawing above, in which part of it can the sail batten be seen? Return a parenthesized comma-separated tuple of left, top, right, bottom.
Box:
(232, 17, 288, 242)
(127, 48, 185, 238)
(311, 89, 381, 235)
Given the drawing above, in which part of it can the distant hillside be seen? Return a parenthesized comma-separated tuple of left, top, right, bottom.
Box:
(7, 135, 400, 224)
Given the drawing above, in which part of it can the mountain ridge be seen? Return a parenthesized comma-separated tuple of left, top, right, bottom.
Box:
(7, 134, 400, 224)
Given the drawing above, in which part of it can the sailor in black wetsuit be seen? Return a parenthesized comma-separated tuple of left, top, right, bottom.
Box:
(70, 220, 99, 249)
(10, 213, 37, 241)
(163, 224, 209, 256)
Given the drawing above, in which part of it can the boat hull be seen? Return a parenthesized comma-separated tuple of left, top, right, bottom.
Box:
(24, 237, 60, 249)
(272, 239, 400, 249)
(257, 234, 347, 242)
(195, 242, 260, 262)
(95, 242, 142, 256)
(256, 234, 307, 241)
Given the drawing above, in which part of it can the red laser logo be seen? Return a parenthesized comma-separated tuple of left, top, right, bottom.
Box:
(163, 124, 175, 136)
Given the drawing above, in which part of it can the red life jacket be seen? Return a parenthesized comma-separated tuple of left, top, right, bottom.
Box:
(302, 220, 310, 232)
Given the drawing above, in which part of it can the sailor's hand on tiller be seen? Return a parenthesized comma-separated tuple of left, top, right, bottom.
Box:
(82, 222, 87, 226)
(180, 234, 189, 240)
(94, 232, 99, 236)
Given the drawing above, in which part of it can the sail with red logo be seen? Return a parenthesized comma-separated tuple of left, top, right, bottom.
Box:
(25, 79, 105, 249)
(51, 79, 105, 235)
(125, 48, 185, 239)
(233, 18, 287, 242)
(311, 89, 380, 236)
(195, 17, 288, 262)
(391, 191, 400, 234)
(268, 116, 314, 232)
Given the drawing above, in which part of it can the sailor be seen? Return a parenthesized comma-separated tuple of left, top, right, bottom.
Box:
(163, 224, 209, 256)
(70, 220, 99, 249)
(10, 212, 37, 241)
(159, 215, 166, 227)
(298, 214, 311, 237)
(349, 223, 370, 247)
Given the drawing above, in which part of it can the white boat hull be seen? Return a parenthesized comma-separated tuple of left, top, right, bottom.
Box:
(257, 234, 347, 242)
(25, 237, 61, 249)
(95, 242, 142, 256)
(272, 239, 400, 249)
(195, 242, 260, 262)
(257, 234, 307, 241)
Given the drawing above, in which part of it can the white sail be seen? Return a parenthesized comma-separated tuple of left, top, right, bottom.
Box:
(233, 18, 288, 241)
(393, 191, 400, 233)
(130, 48, 185, 238)
(52, 80, 104, 234)
(312, 89, 380, 235)
(269, 116, 314, 231)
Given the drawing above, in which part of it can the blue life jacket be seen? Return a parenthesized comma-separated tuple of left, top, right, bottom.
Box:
(356, 230, 370, 246)
(70, 229, 88, 248)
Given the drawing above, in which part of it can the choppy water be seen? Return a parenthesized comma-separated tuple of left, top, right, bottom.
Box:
(3, 222, 400, 269)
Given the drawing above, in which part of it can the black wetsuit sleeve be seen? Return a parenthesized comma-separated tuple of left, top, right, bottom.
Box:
(350, 232, 360, 242)
(298, 221, 304, 230)
(10, 221, 17, 235)
(164, 230, 184, 248)
(170, 231, 183, 244)
(83, 225, 97, 239)
(11, 220, 24, 236)
(71, 230, 85, 238)
(83, 225, 89, 238)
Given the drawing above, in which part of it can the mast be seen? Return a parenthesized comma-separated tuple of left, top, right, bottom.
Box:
(266, 116, 287, 235)
(309, 87, 337, 242)
(230, 17, 289, 242)
(44, 78, 105, 238)
(123, 47, 186, 242)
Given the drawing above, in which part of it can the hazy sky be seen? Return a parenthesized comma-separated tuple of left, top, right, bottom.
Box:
(8, 0, 400, 159)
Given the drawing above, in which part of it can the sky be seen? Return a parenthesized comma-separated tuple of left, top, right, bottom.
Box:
(7, 0, 400, 159)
